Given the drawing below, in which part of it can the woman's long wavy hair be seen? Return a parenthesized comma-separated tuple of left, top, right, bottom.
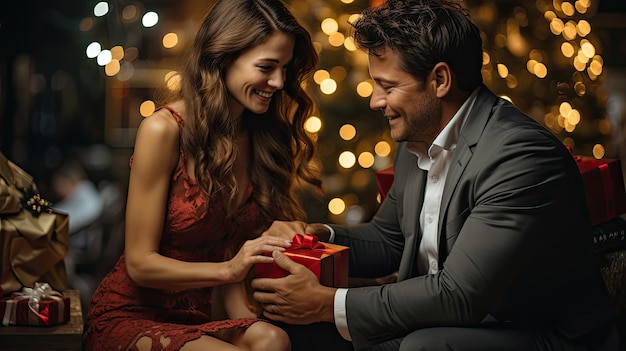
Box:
(162, 0, 321, 226)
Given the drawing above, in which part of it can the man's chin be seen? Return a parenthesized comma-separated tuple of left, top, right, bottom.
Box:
(390, 131, 406, 142)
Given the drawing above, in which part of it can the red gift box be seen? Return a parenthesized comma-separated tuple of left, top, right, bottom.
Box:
(0, 282, 70, 327)
(375, 165, 394, 199)
(254, 234, 349, 287)
(374, 156, 626, 226)
(575, 155, 626, 226)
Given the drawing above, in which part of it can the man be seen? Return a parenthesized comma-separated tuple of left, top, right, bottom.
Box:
(252, 0, 618, 350)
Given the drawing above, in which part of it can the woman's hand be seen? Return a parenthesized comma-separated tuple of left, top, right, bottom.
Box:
(261, 220, 308, 241)
(226, 236, 292, 283)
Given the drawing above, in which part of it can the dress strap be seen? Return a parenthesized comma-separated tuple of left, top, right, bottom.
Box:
(156, 106, 185, 131)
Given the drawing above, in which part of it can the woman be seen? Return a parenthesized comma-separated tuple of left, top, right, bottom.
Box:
(83, 1, 321, 350)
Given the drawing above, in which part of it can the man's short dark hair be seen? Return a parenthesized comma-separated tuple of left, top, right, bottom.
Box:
(351, 0, 483, 92)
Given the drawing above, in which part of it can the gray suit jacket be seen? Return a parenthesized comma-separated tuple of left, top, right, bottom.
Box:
(331, 86, 616, 349)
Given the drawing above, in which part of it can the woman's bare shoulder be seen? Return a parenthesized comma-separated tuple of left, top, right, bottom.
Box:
(139, 106, 181, 138)
(132, 109, 181, 171)
(137, 109, 180, 151)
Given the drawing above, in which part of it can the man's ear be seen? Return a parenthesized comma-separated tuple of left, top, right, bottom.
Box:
(430, 62, 452, 98)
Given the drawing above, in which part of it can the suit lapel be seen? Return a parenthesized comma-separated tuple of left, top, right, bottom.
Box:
(438, 87, 499, 254)
(399, 160, 427, 280)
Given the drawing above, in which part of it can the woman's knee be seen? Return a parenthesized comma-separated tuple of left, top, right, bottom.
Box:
(244, 321, 291, 351)
(135, 336, 153, 351)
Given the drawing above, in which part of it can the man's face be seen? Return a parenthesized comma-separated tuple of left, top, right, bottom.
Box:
(368, 49, 442, 144)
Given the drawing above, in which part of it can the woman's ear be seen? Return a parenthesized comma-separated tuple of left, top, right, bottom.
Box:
(430, 62, 452, 98)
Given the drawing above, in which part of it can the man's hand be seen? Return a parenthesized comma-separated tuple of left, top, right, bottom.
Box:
(304, 223, 332, 242)
(261, 220, 308, 241)
(251, 251, 337, 325)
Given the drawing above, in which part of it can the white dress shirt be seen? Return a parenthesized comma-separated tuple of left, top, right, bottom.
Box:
(332, 88, 479, 340)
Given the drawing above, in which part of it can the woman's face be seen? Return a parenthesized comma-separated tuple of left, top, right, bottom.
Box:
(225, 32, 295, 117)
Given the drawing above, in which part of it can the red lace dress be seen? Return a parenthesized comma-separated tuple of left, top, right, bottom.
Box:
(83, 107, 263, 351)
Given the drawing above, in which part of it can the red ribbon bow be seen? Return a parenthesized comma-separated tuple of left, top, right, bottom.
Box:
(289, 233, 324, 250)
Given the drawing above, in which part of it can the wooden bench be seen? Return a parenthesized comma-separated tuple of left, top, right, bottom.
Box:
(0, 289, 83, 351)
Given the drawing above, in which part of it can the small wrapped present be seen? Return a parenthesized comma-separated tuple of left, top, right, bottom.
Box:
(0, 282, 70, 327)
(375, 165, 394, 199)
(575, 156, 626, 226)
(254, 234, 349, 287)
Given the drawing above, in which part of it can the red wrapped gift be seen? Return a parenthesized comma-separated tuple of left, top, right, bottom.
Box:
(375, 165, 394, 199)
(254, 234, 349, 287)
(375, 156, 626, 226)
(0, 282, 70, 327)
(575, 155, 626, 226)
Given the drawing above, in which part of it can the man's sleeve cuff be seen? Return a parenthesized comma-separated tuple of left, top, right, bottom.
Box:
(323, 224, 336, 243)
(334, 288, 351, 341)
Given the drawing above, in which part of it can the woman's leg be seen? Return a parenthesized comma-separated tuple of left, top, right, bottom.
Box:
(182, 321, 290, 351)
(232, 321, 291, 351)
(137, 321, 290, 351)
(136, 334, 244, 351)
